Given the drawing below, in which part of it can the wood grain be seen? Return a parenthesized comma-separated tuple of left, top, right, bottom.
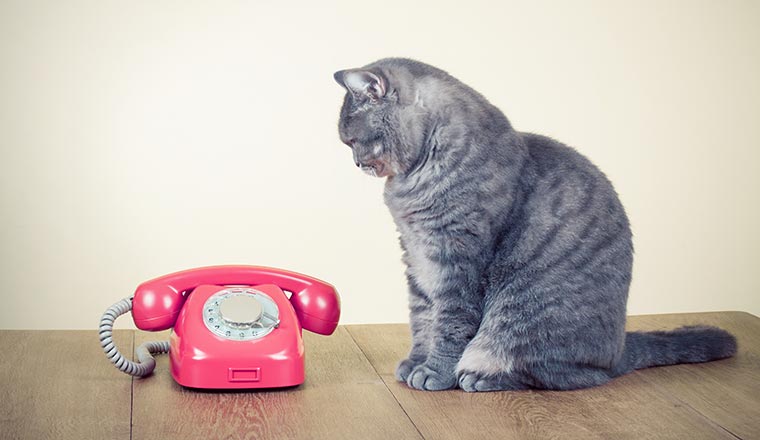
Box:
(0, 330, 132, 440)
(2, 312, 758, 439)
(346, 318, 752, 440)
(131, 327, 422, 440)
(629, 311, 760, 439)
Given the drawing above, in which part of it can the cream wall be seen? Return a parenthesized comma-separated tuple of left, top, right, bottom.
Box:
(0, 0, 758, 330)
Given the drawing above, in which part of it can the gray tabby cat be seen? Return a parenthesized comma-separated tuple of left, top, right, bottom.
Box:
(333, 58, 737, 391)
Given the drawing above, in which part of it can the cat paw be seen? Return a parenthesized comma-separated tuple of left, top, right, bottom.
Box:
(395, 358, 423, 382)
(406, 363, 457, 391)
(457, 371, 526, 392)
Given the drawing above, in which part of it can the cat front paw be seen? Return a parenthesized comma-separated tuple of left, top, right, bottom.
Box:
(395, 358, 423, 382)
(457, 370, 527, 392)
(406, 362, 457, 391)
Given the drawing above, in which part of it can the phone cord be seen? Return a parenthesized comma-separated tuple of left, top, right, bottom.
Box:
(99, 297, 170, 377)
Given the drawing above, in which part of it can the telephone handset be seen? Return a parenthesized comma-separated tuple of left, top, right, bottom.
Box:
(100, 265, 340, 389)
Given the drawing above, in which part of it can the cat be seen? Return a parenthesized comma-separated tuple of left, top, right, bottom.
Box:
(333, 58, 737, 392)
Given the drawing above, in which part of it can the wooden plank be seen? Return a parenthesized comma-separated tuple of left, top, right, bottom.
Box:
(131, 327, 422, 440)
(629, 311, 760, 439)
(0, 330, 133, 440)
(346, 322, 738, 440)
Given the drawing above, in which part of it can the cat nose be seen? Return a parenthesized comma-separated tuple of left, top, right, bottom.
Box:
(344, 138, 356, 148)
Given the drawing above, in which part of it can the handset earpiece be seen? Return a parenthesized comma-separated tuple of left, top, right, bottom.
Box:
(290, 282, 341, 335)
(132, 282, 186, 331)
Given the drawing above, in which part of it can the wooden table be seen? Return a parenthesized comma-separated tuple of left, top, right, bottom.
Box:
(1, 312, 758, 439)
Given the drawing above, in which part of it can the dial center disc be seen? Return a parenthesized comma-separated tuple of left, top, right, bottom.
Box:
(219, 295, 263, 328)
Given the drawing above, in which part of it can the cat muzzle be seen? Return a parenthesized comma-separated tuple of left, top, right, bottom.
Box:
(357, 160, 386, 177)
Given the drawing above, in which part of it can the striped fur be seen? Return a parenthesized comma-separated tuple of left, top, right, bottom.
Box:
(334, 58, 736, 391)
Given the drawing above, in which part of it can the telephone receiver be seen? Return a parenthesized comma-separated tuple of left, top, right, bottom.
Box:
(132, 265, 340, 335)
(100, 265, 340, 389)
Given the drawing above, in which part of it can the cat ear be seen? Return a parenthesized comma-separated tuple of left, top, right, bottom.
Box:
(333, 69, 386, 101)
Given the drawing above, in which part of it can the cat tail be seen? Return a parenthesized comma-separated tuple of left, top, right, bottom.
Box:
(611, 325, 737, 376)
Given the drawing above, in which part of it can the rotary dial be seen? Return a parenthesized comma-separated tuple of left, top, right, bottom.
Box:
(202, 288, 280, 341)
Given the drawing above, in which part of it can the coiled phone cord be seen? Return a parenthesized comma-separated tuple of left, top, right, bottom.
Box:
(99, 297, 170, 377)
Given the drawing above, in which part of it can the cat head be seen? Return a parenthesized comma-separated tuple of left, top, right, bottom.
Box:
(334, 59, 440, 178)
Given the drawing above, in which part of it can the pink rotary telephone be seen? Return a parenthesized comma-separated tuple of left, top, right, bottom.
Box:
(100, 265, 340, 389)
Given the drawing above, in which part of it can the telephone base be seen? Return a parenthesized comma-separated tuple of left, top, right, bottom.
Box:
(169, 347, 306, 389)
(168, 284, 307, 389)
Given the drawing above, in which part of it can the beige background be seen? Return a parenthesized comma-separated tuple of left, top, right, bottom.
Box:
(0, 0, 758, 330)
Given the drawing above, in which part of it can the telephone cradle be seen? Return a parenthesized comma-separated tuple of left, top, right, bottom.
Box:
(99, 265, 341, 389)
